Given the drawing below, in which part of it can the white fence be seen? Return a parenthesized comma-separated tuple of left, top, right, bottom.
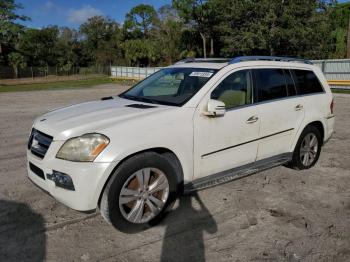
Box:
(111, 66, 162, 79)
(313, 59, 350, 81)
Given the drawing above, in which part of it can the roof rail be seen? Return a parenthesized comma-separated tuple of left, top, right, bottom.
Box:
(229, 56, 313, 65)
(175, 58, 231, 64)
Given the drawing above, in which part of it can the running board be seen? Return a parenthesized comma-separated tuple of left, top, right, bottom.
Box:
(184, 153, 292, 194)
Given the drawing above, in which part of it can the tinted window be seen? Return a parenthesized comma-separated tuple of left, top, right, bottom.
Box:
(284, 70, 297, 96)
(254, 69, 287, 102)
(211, 70, 252, 109)
(292, 69, 324, 95)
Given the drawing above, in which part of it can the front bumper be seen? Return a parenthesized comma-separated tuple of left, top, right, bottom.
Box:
(27, 148, 118, 211)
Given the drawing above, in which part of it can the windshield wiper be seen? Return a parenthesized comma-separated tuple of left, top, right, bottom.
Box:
(120, 94, 161, 105)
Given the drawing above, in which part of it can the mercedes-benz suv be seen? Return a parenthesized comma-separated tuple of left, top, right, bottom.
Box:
(27, 56, 335, 232)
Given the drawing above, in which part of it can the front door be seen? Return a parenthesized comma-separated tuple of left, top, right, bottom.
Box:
(193, 69, 260, 179)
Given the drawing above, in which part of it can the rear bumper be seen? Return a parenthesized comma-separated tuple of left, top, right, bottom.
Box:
(324, 115, 335, 145)
(27, 150, 118, 211)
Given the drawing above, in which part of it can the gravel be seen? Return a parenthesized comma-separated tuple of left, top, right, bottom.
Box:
(0, 85, 349, 262)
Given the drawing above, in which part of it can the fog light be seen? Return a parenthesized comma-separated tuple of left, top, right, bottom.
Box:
(47, 171, 75, 191)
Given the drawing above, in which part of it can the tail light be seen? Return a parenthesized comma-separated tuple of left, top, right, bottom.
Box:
(330, 99, 334, 115)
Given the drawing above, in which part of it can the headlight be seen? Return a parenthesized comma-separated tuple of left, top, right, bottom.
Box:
(56, 133, 109, 162)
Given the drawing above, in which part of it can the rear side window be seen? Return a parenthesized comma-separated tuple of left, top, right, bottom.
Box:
(291, 69, 324, 95)
(253, 69, 287, 102)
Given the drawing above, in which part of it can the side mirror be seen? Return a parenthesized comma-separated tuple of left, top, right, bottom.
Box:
(204, 99, 226, 117)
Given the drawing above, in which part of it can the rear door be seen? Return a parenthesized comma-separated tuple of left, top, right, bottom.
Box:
(253, 68, 305, 160)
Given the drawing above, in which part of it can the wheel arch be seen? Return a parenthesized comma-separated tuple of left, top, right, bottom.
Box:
(308, 121, 325, 143)
(292, 120, 326, 152)
(97, 147, 184, 208)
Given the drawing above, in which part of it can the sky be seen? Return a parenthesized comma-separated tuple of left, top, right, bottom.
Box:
(18, 0, 172, 28)
(18, 0, 350, 29)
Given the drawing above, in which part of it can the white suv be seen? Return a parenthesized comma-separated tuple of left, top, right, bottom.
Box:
(27, 56, 335, 232)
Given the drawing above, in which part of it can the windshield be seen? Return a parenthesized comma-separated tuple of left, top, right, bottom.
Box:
(119, 67, 218, 106)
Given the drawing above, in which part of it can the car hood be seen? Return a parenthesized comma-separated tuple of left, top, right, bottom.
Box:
(33, 97, 170, 140)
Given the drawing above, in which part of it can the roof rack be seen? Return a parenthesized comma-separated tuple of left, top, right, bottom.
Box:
(175, 58, 231, 64)
(229, 56, 313, 65)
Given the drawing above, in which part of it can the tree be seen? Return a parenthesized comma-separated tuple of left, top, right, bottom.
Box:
(8, 52, 26, 78)
(123, 39, 159, 66)
(19, 26, 59, 67)
(56, 27, 80, 72)
(124, 4, 158, 38)
(173, 0, 215, 58)
(0, 0, 29, 62)
(156, 5, 183, 64)
(80, 16, 121, 66)
(214, 0, 335, 59)
(328, 2, 350, 58)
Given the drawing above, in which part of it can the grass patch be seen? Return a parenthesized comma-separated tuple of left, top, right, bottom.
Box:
(331, 88, 350, 94)
(0, 77, 115, 92)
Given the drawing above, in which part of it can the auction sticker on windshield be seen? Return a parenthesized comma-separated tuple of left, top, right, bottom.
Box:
(189, 72, 214, 78)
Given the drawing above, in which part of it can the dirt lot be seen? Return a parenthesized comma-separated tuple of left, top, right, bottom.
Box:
(0, 84, 349, 262)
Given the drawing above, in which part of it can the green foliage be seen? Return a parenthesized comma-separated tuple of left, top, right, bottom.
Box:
(80, 16, 122, 65)
(0, 0, 349, 71)
(125, 4, 158, 38)
(214, 0, 336, 59)
(173, 0, 217, 57)
(0, 0, 29, 63)
(329, 2, 350, 58)
(124, 39, 159, 66)
(19, 26, 59, 67)
(8, 51, 25, 77)
(155, 5, 183, 64)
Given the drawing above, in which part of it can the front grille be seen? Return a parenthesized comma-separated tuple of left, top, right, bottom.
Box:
(28, 129, 53, 159)
(29, 162, 45, 180)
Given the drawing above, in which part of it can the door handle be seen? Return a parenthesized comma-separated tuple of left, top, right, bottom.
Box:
(295, 104, 303, 111)
(246, 116, 259, 124)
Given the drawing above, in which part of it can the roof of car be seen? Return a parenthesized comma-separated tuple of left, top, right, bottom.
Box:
(170, 62, 228, 70)
(169, 60, 316, 71)
(169, 56, 316, 71)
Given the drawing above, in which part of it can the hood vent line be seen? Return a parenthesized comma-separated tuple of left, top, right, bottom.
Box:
(125, 104, 157, 109)
(101, 96, 114, 101)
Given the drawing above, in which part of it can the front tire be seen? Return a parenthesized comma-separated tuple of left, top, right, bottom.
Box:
(100, 152, 179, 233)
(289, 125, 322, 170)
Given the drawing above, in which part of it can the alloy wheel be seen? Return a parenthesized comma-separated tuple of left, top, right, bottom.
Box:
(300, 133, 318, 167)
(118, 168, 170, 224)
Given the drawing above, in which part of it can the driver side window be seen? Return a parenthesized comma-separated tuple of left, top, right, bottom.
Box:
(211, 70, 252, 109)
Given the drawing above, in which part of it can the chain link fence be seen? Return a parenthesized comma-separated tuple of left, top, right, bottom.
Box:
(0, 65, 111, 85)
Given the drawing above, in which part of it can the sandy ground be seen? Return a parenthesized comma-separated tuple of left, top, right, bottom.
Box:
(0, 84, 349, 262)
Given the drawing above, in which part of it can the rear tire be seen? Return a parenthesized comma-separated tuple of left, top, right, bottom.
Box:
(100, 152, 180, 233)
(289, 125, 322, 170)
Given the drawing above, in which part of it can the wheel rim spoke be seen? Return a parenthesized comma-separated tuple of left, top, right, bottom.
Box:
(149, 195, 164, 209)
(310, 135, 317, 147)
(119, 188, 139, 204)
(142, 168, 151, 188)
(145, 199, 158, 215)
(302, 154, 308, 165)
(149, 175, 168, 194)
(136, 170, 144, 188)
(306, 153, 310, 166)
(300, 148, 308, 154)
(127, 199, 144, 223)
